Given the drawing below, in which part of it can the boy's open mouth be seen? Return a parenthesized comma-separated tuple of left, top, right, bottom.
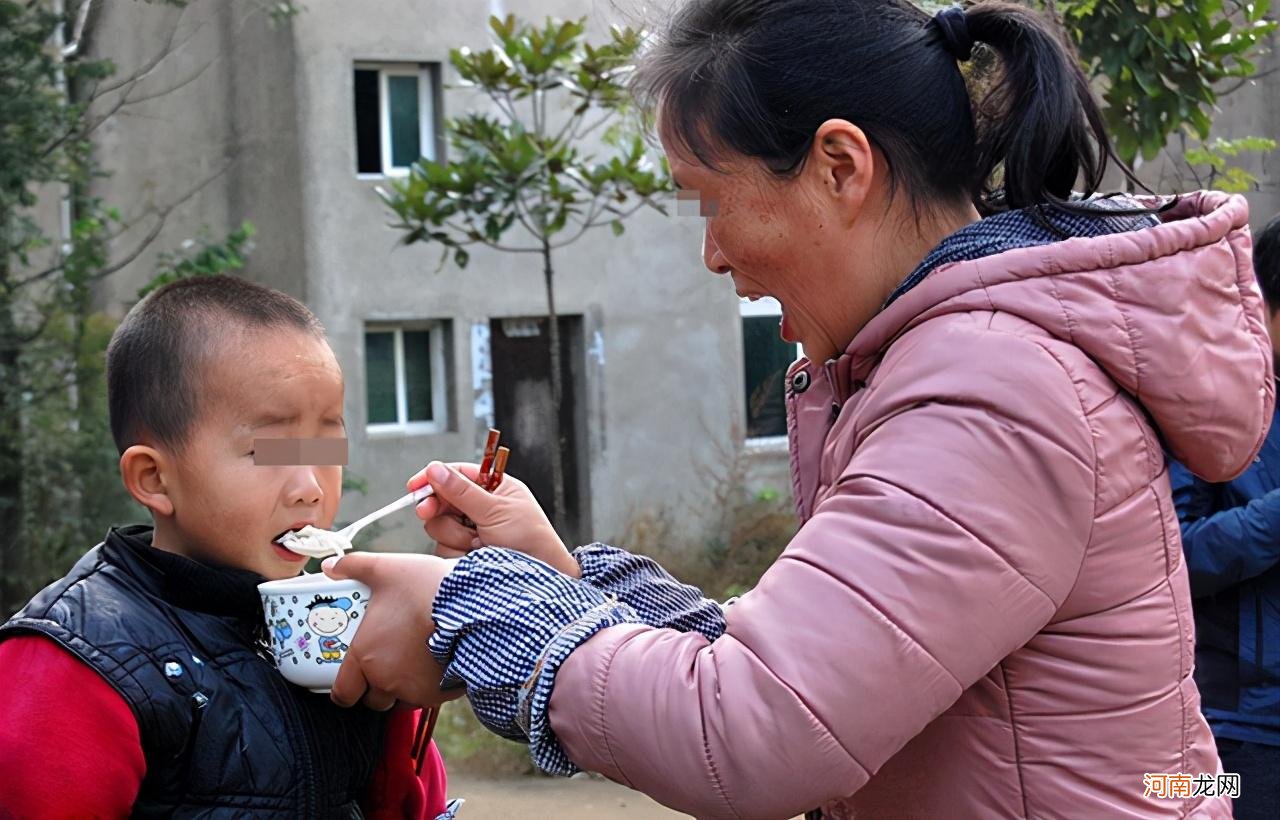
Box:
(272, 525, 315, 559)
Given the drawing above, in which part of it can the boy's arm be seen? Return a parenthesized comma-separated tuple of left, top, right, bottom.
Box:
(362, 707, 449, 820)
(0, 635, 145, 817)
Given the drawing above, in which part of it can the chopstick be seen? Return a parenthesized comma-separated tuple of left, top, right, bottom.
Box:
(412, 705, 441, 774)
(461, 429, 503, 528)
(477, 428, 501, 488)
(486, 446, 509, 491)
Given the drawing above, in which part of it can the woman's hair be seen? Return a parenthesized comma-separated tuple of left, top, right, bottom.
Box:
(1255, 214, 1280, 311)
(632, 0, 1137, 216)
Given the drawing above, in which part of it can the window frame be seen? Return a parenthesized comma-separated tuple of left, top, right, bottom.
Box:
(739, 297, 801, 447)
(365, 322, 449, 436)
(354, 62, 438, 180)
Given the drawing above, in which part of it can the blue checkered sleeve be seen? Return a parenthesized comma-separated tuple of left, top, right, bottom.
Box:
(573, 543, 726, 640)
(428, 547, 642, 774)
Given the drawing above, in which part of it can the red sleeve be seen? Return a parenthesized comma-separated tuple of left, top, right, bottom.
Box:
(0, 635, 145, 818)
(363, 708, 448, 819)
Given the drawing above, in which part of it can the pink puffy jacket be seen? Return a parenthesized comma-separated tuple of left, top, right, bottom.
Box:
(549, 192, 1273, 819)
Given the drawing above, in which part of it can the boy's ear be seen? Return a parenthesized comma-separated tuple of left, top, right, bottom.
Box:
(119, 445, 174, 518)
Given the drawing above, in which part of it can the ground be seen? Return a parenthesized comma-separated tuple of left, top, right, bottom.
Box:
(447, 774, 688, 818)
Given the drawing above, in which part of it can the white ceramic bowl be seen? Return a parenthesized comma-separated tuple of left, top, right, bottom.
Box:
(257, 573, 371, 693)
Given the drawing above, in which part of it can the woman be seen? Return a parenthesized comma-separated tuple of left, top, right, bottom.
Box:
(326, 2, 1271, 817)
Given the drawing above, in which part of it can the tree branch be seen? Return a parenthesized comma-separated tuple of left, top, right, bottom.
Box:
(571, 111, 612, 143)
(552, 99, 592, 145)
(41, 6, 200, 161)
(552, 195, 653, 249)
(108, 56, 216, 109)
(15, 309, 59, 347)
(1218, 66, 1280, 96)
(90, 6, 196, 97)
(16, 165, 230, 290)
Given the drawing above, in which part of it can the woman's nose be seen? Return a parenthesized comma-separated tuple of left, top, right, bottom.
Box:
(702, 229, 730, 275)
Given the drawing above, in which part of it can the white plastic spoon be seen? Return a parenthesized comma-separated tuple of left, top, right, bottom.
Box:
(276, 485, 435, 559)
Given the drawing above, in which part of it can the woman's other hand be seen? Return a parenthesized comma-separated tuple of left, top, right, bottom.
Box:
(409, 461, 580, 578)
(321, 551, 465, 710)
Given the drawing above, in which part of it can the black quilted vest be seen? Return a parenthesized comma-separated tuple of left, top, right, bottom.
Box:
(0, 526, 389, 818)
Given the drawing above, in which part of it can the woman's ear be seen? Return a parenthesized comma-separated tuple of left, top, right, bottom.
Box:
(810, 119, 876, 223)
(120, 445, 175, 518)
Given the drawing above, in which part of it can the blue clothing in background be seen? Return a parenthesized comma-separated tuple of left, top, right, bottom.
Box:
(1170, 402, 1280, 748)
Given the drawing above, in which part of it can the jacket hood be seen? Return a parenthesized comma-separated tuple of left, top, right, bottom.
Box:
(846, 191, 1274, 482)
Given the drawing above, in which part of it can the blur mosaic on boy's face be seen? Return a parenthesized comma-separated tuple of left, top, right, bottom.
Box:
(162, 325, 346, 580)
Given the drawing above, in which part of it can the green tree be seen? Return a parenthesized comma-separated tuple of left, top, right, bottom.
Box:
(0, 0, 278, 614)
(1050, 0, 1275, 165)
(380, 15, 671, 532)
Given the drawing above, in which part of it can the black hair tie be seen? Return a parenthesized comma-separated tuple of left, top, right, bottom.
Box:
(934, 5, 974, 63)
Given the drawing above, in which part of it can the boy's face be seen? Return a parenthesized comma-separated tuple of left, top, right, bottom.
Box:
(158, 326, 346, 580)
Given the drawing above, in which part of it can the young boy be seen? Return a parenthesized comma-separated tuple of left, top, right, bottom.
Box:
(0, 275, 451, 817)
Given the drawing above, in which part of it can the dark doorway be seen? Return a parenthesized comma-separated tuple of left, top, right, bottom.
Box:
(489, 315, 588, 545)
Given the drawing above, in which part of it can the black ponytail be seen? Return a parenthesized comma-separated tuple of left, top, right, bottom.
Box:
(964, 2, 1134, 212)
(633, 0, 1145, 217)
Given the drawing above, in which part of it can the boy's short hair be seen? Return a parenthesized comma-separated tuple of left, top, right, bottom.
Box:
(1257, 214, 1280, 312)
(106, 275, 325, 455)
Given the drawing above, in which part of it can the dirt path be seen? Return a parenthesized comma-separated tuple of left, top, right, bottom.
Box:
(446, 774, 690, 818)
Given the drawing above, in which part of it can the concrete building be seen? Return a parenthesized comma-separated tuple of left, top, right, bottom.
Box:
(81, 0, 1279, 554)
(85, 0, 757, 553)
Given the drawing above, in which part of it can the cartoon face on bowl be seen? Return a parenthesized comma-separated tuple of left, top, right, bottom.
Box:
(306, 595, 353, 663)
(257, 574, 371, 692)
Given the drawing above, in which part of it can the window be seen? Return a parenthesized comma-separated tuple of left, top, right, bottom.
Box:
(365, 322, 450, 434)
(354, 63, 438, 177)
(741, 298, 800, 441)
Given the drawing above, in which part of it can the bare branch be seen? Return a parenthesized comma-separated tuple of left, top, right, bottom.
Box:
(15, 310, 59, 346)
(1218, 66, 1280, 96)
(42, 6, 200, 161)
(109, 57, 216, 108)
(1169, 146, 1205, 190)
(91, 6, 196, 97)
(551, 195, 653, 249)
(16, 165, 230, 290)
(415, 216, 542, 255)
(482, 87, 520, 125)
(552, 98, 593, 145)
(570, 111, 612, 143)
(511, 189, 548, 242)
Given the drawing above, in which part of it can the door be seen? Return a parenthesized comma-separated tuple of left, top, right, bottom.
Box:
(489, 315, 588, 545)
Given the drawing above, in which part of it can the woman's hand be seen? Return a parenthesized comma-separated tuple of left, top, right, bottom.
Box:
(321, 552, 466, 710)
(409, 461, 580, 578)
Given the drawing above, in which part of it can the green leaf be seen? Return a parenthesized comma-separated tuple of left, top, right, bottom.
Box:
(454, 248, 471, 268)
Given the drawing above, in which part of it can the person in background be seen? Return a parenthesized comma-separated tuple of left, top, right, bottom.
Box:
(1170, 213, 1280, 820)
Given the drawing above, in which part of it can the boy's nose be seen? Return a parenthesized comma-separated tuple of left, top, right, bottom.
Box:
(285, 468, 325, 506)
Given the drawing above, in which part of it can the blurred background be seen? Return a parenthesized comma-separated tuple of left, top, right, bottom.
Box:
(2, 0, 1277, 807)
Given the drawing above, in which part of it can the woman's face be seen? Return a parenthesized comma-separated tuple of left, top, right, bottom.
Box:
(661, 122, 898, 363)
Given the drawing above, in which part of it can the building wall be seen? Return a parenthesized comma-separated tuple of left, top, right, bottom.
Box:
(88, 0, 745, 553)
(285, 0, 742, 551)
(82, 0, 1280, 556)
